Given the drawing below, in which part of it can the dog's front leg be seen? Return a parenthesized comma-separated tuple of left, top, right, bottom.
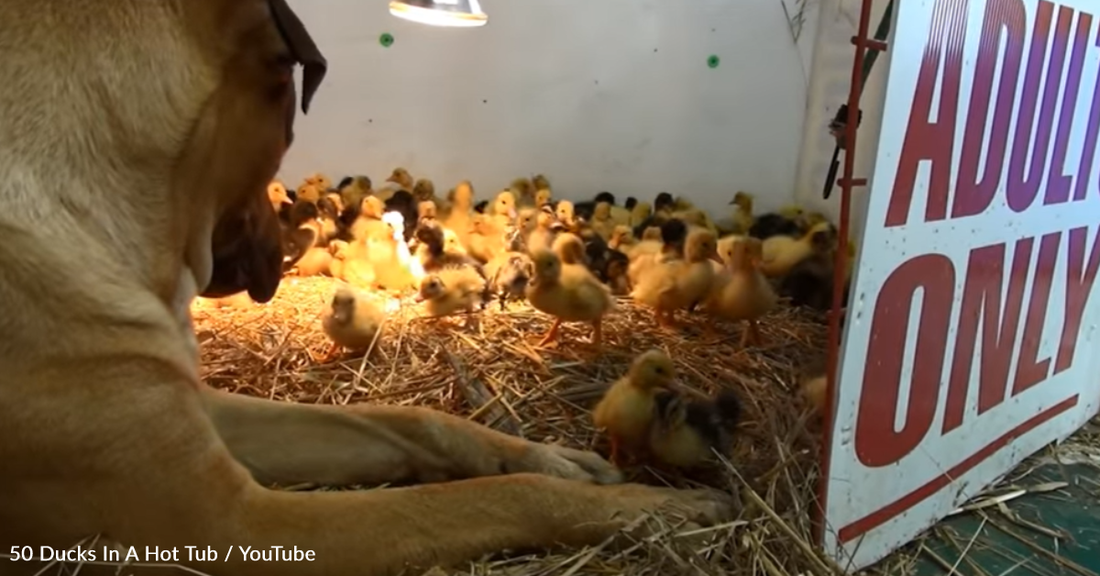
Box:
(201, 386, 621, 487)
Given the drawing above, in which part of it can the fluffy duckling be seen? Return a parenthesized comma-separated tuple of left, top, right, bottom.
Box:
(296, 183, 321, 204)
(320, 286, 386, 361)
(414, 219, 485, 275)
(442, 180, 475, 243)
(486, 251, 534, 310)
(526, 205, 564, 255)
(779, 244, 838, 312)
(532, 174, 551, 191)
(630, 201, 653, 228)
(412, 178, 437, 203)
(268, 180, 292, 213)
(292, 239, 334, 277)
(706, 237, 777, 346)
(281, 225, 317, 273)
(801, 375, 828, 415)
(526, 249, 616, 350)
(351, 195, 389, 242)
(552, 232, 588, 266)
(418, 200, 438, 223)
(416, 267, 487, 329)
(648, 389, 742, 469)
(604, 250, 631, 296)
(510, 177, 536, 208)
(592, 349, 676, 465)
(608, 225, 637, 251)
(555, 200, 577, 231)
(489, 190, 518, 228)
(653, 192, 675, 215)
(467, 213, 510, 263)
(303, 172, 333, 192)
(515, 207, 538, 241)
(626, 219, 690, 286)
(760, 221, 838, 278)
(340, 175, 373, 213)
(640, 226, 662, 241)
(719, 191, 754, 234)
(749, 211, 803, 240)
(589, 202, 617, 240)
(631, 227, 722, 328)
(535, 188, 553, 208)
(382, 166, 414, 194)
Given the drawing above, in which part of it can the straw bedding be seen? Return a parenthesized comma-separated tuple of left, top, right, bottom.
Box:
(192, 275, 835, 576)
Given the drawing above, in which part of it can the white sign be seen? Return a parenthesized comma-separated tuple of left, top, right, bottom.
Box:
(825, 0, 1100, 569)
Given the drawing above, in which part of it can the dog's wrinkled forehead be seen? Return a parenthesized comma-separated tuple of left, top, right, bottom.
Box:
(265, 0, 327, 113)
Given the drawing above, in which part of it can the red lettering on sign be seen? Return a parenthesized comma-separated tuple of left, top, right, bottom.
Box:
(1055, 226, 1100, 373)
(953, 0, 1026, 219)
(858, 225, 1098, 466)
(855, 255, 955, 467)
(884, 0, 969, 227)
(1045, 11, 1093, 205)
(942, 241, 1029, 435)
(1078, 25, 1100, 201)
(1012, 233, 1060, 394)
(1006, 1, 1056, 213)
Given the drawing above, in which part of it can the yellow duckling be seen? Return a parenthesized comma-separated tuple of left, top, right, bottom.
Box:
(415, 267, 487, 329)
(526, 249, 616, 351)
(631, 228, 722, 328)
(589, 202, 617, 240)
(320, 286, 386, 361)
(608, 224, 637, 251)
(760, 221, 837, 278)
(630, 201, 653, 228)
(552, 232, 588, 266)
(592, 349, 676, 465)
(706, 236, 777, 347)
(728, 191, 755, 234)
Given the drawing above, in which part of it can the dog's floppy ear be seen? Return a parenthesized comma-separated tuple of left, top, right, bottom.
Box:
(202, 194, 284, 303)
(267, 0, 327, 113)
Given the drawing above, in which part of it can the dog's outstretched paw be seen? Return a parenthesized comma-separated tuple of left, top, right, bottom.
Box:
(510, 443, 624, 485)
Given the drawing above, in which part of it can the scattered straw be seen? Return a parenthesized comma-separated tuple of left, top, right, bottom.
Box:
(190, 275, 833, 574)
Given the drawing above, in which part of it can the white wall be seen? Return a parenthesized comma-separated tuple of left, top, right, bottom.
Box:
(279, 0, 820, 217)
(794, 0, 894, 235)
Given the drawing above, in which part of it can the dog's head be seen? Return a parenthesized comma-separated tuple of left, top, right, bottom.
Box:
(191, 0, 327, 302)
(1, 0, 326, 305)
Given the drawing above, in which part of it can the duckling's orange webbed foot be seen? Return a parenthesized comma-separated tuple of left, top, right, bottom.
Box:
(314, 342, 341, 364)
(535, 318, 563, 348)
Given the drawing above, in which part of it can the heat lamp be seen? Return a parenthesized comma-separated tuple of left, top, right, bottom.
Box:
(388, 0, 488, 27)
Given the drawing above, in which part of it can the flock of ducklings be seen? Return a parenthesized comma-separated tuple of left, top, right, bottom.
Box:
(247, 167, 850, 470)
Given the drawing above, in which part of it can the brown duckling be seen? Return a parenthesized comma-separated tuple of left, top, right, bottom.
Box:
(648, 389, 742, 469)
(485, 251, 535, 310)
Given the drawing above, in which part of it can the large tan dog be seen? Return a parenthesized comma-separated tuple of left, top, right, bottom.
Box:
(0, 1, 732, 574)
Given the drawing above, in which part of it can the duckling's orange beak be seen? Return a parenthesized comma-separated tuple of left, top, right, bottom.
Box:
(386, 175, 399, 183)
(708, 252, 723, 264)
(413, 293, 426, 303)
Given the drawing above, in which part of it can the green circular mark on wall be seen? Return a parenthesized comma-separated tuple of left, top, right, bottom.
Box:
(707, 55, 720, 68)
(379, 33, 395, 47)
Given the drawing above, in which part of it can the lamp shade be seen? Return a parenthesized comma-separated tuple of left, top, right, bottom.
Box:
(388, 0, 488, 27)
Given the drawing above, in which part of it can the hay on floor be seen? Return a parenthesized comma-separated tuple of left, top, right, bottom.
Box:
(192, 275, 835, 575)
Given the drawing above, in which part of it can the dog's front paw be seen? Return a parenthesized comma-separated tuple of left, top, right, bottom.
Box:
(607, 484, 738, 528)
(508, 442, 624, 485)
